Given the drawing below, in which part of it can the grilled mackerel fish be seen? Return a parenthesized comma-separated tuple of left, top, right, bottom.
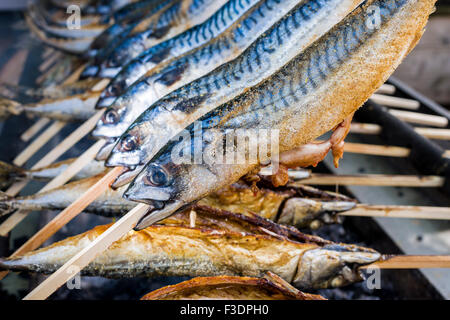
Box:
(104, 0, 364, 178)
(125, 0, 437, 230)
(141, 274, 326, 300)
(0, 169, 354, 230)
(0, 207, 380, 290)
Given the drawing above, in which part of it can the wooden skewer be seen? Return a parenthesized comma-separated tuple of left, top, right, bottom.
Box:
(0, 111, 104, 233)
(0, 140, 106, 280)
(292, 174, 444, 187)
(370, 93, 420, 110)
(315, 140, 412, 158)
(375, 84, 396, 95)
(341, 204, 450, 220)
(62, 63, 87, 86)
(361, 255, 450, 269)
(350, 122, 450, 141)
(31, 110, 103, 170)
(42, 48, 55, 60)
(20, 118, 51, 142)
(13, 121, 66, 166)
(12, 162, 120, 258)
(414, 127, 450, 140)
(389, 109, 449, 128)
(0, 49, 29, 84)
(350, 123, 382, 135)
(39, 51, 61, 73)
(23, 202, 148, 300)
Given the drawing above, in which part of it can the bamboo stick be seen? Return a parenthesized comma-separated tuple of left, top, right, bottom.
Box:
(13, 121, 66, 166)
(12, 164, 122, 258)
(23, 202, 148, 300)
(370, 93, 420, 110)
(351, 122, 450, 141)
(62, 63, 87, 85)
(20, 118, 51, 142)
(31, 110, 103, 169)
(0, 140, 106, 280)
(291, 174, 444, 187)
(350, 123, 382, 135)
(39, 51, 61, 73)
(0, 140, 106, 238)
(389, 109, 449, 128)
(414, 127, 450, 140)
(361, 255, 450, 269)
(375, 84, 396, 95)
(341, 204, 450, 220)
(0, 49, 29, 84)
(0, 111, 104, 233)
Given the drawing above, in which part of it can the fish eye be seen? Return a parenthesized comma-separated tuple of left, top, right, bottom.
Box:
(103, 109, 119, 124)
(108, 82, 122, 96)
(143, 165, 171, 187)
(120, 134, 139, 152)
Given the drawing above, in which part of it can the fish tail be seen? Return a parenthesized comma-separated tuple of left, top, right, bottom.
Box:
(0, 98, 23, 119)
(0, 160, 27, 188)
(0, 191, 16, 217)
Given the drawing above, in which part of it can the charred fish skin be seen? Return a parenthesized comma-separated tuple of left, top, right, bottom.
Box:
(95, 0, 266, 109)
(0, 223, 379, 290)
(141, 275, 326, 300)
(105, 0, 363, 169)
(95, 0, 228, 79)
(126, 0, 436, 230)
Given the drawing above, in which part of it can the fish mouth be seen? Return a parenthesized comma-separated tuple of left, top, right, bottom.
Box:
(111, 165, 143, 189)
(95, 139, 116, 161)
(92, 123, 125, 140)
(98, 67, 122, 79)
(80, 65, 99, 79)
(106, 150, 142, 168)
(133, 200, 184, 231)
(95, 96, 117, 109)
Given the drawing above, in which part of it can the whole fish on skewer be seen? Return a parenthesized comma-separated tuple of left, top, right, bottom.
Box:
(0, 207, 380, 289)
(141, 274, 326, 300)
(0, 158, 105, 189)
(101, 0, 363, 187)
(94, 0, 280, 109)
(82, 0, 229, 79)
(0, 168, 355, 230)
(123, 0, 436, 230)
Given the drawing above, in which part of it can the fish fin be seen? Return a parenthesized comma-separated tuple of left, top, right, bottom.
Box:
(0, 98, 23, 119)
(0, 160, 26, 189)
(0, 191, 15, 217)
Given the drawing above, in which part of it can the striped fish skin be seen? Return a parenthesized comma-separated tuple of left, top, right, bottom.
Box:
(124, 0, 436, 230)
(104, 0, 363, 174)
(89, 0, 226, 78)
(94, 0, 228, 79)
(86, 0, 169, 60)
(95, 0, 267, 109)
(0, 217, 379, 289)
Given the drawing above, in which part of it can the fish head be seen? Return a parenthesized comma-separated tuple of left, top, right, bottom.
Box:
(105, 99, 166, 168)
(294, 244, 381, 289)
(125, 128, 247, 230)
(93, 81, 152, 140)
(96, 60, 147, 109)
(95, 138, 117, 161)
(80, 63, 100, 79)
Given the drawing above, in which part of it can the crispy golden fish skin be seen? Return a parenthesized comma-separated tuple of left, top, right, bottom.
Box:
(0, 217, 380, 289)
(141, 274, 326, 300)
(126, 0, 437, 230)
